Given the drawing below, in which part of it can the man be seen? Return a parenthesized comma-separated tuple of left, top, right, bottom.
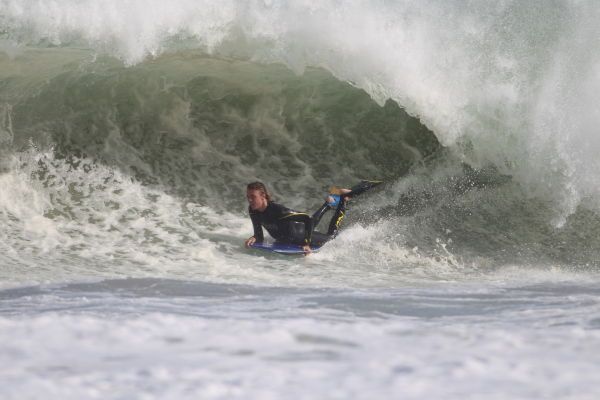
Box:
(244, 181, 350, 254)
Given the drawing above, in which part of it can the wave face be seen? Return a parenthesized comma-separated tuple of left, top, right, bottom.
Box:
(1, 1, 600, 286)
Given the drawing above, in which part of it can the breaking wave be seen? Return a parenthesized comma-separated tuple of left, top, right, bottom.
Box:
(2, 0, 600, 287)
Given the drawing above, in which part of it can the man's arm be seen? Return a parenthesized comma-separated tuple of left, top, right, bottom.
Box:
(250, 212, 264, 243)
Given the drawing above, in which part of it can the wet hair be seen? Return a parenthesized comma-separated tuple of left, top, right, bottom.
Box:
(246, 181, 272, 202)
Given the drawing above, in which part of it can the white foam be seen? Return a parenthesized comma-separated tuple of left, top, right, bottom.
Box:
(2, 282, 600, 400)
(0, 148, 261, 286)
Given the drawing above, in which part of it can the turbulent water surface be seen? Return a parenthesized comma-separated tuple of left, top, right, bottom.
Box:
(1, 1, 600, 399)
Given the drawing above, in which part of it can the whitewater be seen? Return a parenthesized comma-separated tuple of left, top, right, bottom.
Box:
(1, 1, 600, 399)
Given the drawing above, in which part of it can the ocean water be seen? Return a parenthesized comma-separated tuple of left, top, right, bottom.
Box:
(1, 1, 600, 399)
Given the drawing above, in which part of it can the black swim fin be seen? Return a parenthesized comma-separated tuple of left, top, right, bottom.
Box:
(345, 180, 383, 197)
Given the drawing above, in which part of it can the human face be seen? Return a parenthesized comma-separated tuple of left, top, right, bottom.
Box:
(247, 189, 268, 211)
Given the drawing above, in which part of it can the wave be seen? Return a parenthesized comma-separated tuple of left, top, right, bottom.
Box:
(1, 2, 600, 286)
(0, 48, 449, 286)
(3, 1, 600, 222)
(0, 49, 437, 203)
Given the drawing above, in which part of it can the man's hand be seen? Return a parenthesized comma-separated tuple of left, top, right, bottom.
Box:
(245, 236, 256, 247)
(302, 244, 312, 255)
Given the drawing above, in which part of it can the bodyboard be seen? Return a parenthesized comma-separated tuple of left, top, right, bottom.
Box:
(250, 242, 321, 255)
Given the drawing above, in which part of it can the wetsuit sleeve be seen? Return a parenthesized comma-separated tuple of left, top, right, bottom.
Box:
(250, 211, 264, 243)
(279, 212, 313, 245)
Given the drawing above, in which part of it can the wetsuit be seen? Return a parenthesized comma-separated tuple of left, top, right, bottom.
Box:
(249, 199, 347, 247)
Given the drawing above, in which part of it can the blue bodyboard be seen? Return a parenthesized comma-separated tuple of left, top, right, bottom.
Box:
(250, 242, 321, 255)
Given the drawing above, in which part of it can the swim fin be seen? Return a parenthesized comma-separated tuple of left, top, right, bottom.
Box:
(345, 180, 383, 197)
(326, 180, 382, 207)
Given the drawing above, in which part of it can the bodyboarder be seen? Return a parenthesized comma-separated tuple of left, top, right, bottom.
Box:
(244, 181, 350, 254)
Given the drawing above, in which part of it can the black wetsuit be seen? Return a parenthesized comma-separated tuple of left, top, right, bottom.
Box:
(249, 200, 347, 247)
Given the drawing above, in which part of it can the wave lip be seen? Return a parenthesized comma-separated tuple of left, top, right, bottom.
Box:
(0, 0, 239, 64)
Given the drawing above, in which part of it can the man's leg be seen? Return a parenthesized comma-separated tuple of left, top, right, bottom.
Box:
(311, 189, 351, 242)
(326, 197, 348, 237)
(311, 202, 331, 228)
